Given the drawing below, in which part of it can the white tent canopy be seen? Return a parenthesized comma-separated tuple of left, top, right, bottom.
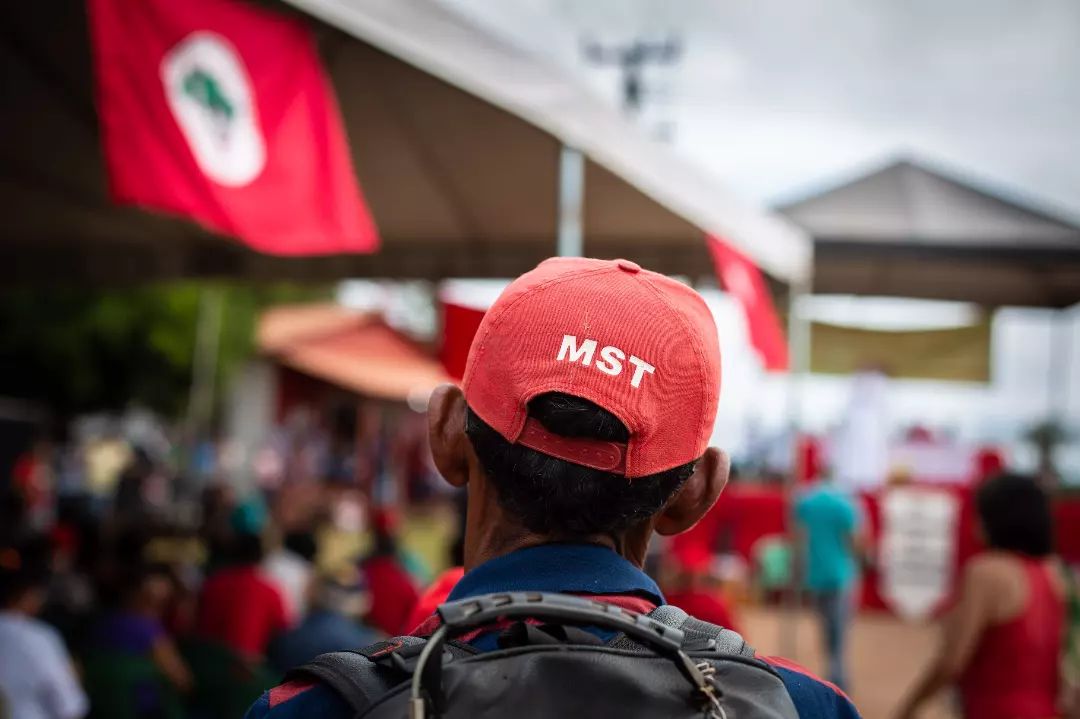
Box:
(285, 0, 810, 284)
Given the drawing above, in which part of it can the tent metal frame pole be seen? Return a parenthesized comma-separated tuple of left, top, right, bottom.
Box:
(787, 279, 812, 435)
(1049, 307, 1074, 424)
(557, 144, 585, 257)
(780, 275, 812, 660)
(185, 286, 225, 442)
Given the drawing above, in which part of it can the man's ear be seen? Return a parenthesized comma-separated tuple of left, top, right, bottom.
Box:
(427, 384, 470, 488)
(654, 447, 729, 536)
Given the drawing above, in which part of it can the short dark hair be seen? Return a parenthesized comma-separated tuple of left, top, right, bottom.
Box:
(0, 543, 49, 608)
(283, 531, 318, 562)
(230, 531, 265, 565)
(465, 392, 696, 537)
(108, 562, 173, 608)
(0, 568, 47, 607)
(976, 473, 1054, 557)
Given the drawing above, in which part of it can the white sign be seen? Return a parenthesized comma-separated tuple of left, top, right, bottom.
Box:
(879, 487, 960, 621)
(161, 31, 266, 187)
(889, 441, 977, 484)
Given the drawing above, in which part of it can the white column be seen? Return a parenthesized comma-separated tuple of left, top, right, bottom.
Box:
(1048, 307, 1074, 423)
(557, 145, 585, 257)
(781, 275, 813, 660)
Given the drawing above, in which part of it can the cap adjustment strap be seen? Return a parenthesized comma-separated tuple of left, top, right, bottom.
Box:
(516, 417, 628, 475)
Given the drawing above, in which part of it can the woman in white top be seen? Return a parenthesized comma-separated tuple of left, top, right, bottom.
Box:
(0, 551, 88, 719)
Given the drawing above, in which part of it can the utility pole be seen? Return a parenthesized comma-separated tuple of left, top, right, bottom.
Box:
(583, 35, 682, 126)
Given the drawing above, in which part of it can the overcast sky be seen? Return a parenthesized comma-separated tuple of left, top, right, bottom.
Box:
(441, 0, 1080, 219)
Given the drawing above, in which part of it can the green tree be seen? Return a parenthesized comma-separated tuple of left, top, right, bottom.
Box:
(0, 282, 330, 419)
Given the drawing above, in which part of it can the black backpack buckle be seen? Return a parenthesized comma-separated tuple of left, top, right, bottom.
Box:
(362, 639, 459, 676)
(358, 639, 410, 661)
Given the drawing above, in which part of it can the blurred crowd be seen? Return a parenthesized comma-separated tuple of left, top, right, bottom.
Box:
(0, 413, 454, 719)
(2, 410, 1076, 719)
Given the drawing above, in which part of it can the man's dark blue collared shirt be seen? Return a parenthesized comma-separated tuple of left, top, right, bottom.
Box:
(246, 543, 861, 719)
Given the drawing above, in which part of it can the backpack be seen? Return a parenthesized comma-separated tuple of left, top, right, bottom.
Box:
(287, 591, 799, 719)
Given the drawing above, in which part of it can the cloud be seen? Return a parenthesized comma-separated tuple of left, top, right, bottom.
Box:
(440, 0, 1080, 214)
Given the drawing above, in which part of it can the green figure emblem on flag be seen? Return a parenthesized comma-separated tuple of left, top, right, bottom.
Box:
(182, 67, 235, 141)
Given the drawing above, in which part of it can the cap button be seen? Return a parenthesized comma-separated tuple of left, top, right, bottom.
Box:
(615, 259, 641, 274)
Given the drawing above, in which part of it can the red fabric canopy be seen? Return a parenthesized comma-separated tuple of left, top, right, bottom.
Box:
(258, 304, 449, 402)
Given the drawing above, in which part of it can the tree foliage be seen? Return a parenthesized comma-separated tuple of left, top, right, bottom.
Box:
(0, 282, 330, 418)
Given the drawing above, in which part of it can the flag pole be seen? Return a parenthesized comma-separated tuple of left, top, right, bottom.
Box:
(557, 145, 585, 257)
(780, 270, 813, 660)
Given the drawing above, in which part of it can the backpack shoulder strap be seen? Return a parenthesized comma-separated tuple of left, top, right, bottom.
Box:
(289, 650, 389, 713)
(286, 636, 478, 715)
(285, 636, 428, 713)
(681, 614, 755, 657)
(610, 604, 756, 658)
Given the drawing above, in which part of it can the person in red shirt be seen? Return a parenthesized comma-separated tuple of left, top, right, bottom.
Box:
(358, 523, 420, 635)
(11, 439, 55, 530)
(401, 565, 465, 634)
(196, 532, 288, 659)
(896, 473, 1066, 719)
(663, 543, 742, 635)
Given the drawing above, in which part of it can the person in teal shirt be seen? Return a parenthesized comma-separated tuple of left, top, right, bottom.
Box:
(795, 479, 862, 691)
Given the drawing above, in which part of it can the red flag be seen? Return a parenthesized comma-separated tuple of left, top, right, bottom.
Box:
(89, 0, 378, 255)
(706, 235, 789, 371)
(439, 300, 486, 381)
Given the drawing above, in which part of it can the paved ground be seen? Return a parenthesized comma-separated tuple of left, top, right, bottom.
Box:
(742, 606, 955, 719)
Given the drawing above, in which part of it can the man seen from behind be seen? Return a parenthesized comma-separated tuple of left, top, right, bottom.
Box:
(247, 257, 860, 718)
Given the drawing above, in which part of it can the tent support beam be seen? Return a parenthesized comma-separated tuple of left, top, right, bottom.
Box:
(185, 286, 224, 441)
(780, 277, 812, 660)
(787, 280, 812, 429)
(1049, 308, 1073, 424)
(557, 144, 584, 257)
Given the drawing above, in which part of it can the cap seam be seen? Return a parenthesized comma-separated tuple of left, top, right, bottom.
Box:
(461, 265, 611, 390)
(636, 275, 713, 467)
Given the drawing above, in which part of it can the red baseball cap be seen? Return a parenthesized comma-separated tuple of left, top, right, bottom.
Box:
(462, 257, 721, 478)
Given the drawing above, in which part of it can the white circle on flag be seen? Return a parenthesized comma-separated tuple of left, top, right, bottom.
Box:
(161, 31, 266, 187)
(723, 262, 757, 304)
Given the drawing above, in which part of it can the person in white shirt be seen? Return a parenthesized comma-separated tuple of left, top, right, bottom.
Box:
(261, 531, 317, 624)
(0, 549, 88, 719)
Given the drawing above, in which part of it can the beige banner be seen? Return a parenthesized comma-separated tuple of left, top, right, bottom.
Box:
(810, 320, 991, 382)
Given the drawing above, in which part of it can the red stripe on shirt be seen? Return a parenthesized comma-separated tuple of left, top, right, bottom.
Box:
(269, 679, 317, 707)
(758, 654, 852, 702)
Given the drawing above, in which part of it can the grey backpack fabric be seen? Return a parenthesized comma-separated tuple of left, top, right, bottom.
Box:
(286, 593, 799, 719)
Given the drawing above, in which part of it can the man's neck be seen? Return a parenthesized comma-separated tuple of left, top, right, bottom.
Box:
(465, 526, 624, 571)
(460, 476, 652, 571)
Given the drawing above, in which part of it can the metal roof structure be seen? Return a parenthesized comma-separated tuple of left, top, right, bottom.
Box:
(780, 159, 1080, 307)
